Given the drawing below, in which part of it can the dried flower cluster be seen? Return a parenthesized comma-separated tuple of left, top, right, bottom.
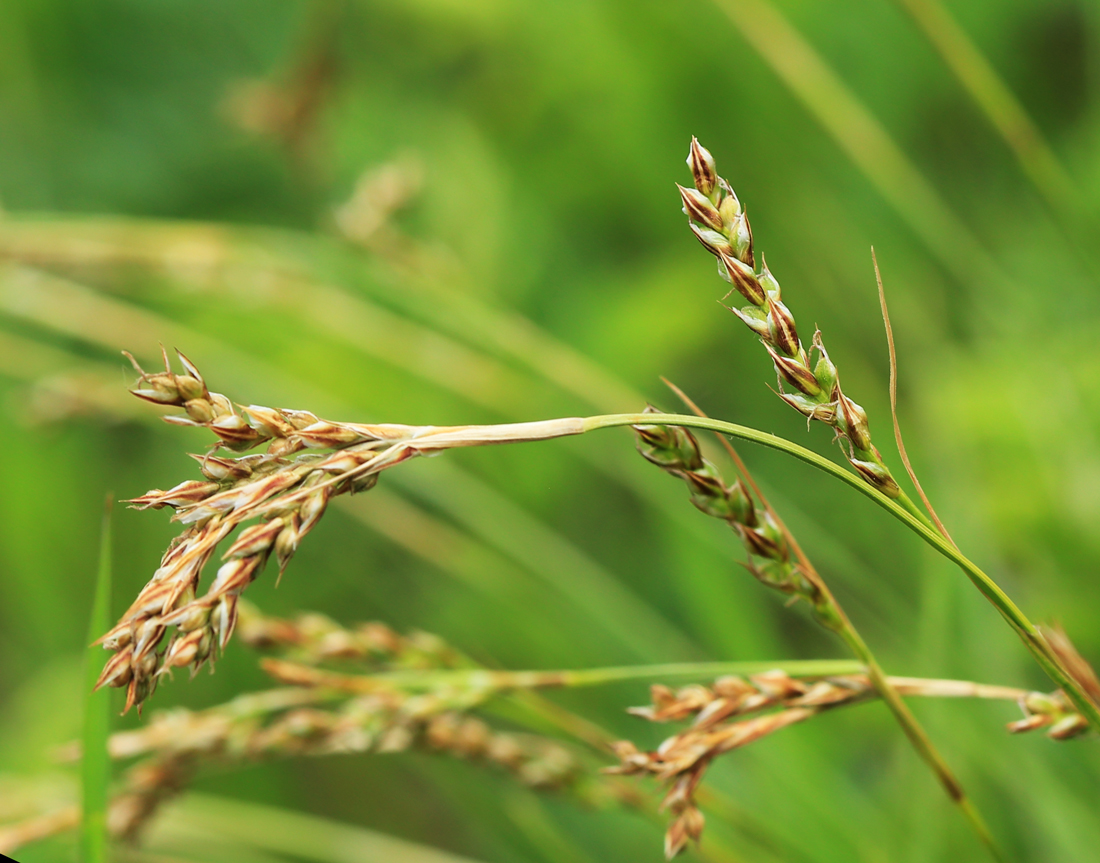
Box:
(1007, 690, 1089, 740)
(606, 670, 874, 857)
(55, 609, 586, 849)
(634, 406, 839, 630)
(236, 602, 464, 671)
(680, 138, 901, 498)
(95, 349, 582, 713)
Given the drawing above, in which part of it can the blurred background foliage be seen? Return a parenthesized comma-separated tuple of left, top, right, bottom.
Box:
(1, 0, 1099, 860)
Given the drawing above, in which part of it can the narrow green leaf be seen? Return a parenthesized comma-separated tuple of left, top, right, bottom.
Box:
(156, 794, 489, 863)
(81, 495, 113, 863)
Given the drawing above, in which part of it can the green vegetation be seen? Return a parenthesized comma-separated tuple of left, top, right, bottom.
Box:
(1, 1, 1099, 861)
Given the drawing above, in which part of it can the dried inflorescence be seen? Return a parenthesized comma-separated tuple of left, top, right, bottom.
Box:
(77, 609, 586, 847)
(95, 348, 522, 713)
(1007, 690, 1089, 740)
(1006, 630, 1096, 741)
(236, 601, 464, 671)
(634, 407, 841, 630)
(679, 138, 901, 498)
(607, 670, 874, 858)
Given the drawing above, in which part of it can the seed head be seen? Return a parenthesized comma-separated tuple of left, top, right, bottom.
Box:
(688, 223, 733, 258)
(766, 299, 800, 357)
(677, 184, 724, 232)
(718, 251, 765, 305)
(836, 394, 872, 452)
(766, 346, 821, 397)
(686, 137, 717, 196)
(849, 459, 901, 498)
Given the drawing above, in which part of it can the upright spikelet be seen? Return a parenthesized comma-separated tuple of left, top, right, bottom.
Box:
(679, 138, 901, 498)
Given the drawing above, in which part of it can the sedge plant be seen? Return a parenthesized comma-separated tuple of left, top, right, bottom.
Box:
(7, 139, 1092, 862)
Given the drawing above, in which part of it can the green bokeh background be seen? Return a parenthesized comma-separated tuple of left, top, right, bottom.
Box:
(2, 0, 1099, 860)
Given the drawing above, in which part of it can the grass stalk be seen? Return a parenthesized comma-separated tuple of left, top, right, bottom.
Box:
(894, 0, 1084, 222)
(81, 496, 114, 863)
(706, 0, 1004, 288)
(664, 383, 1000, 857)
(581, 412, 1100, 729)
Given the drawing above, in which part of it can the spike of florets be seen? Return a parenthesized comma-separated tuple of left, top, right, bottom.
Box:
(676, 140, 902, 498)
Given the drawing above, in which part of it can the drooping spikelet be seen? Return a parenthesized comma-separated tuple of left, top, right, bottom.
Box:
(607, 670, 873, 858)
(97, 349, 430, 713)
(633, 405, 842, 630)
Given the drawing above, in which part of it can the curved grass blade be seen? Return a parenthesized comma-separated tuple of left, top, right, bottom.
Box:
(894, 0, 1085, 224)
(708, 0, 1006, 289)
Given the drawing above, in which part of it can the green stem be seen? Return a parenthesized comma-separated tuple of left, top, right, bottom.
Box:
(834, 626, 1002, 860)
(580, 413, 1100, 731)
(351, 659, 865, 692)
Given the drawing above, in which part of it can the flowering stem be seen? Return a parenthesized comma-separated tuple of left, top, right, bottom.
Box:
(579, 412, 1100, 731)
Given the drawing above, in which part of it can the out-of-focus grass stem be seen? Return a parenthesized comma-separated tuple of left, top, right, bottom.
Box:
(708, 0, 1006, 289)
(81, 495, 113, 863)
(895, 0, 1085, 223)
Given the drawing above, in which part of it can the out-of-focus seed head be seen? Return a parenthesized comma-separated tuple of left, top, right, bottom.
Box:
(1007, 713, 1053, 733)
(664, 803, 704, 859)
(686, 137, 717, 196)
(1023, 691, 1063, 715)
(1048, 713, 1089, 740)
(677, 184, 725, 232)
